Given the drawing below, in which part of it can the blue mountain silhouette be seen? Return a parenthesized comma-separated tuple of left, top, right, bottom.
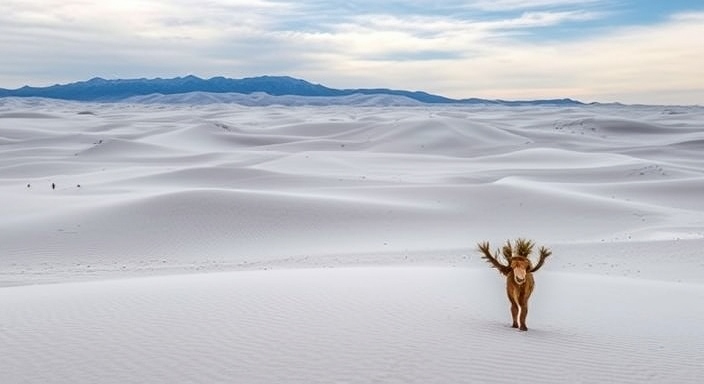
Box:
(0, 75, 583, 105)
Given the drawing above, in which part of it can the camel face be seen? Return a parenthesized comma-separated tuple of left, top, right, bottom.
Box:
(510, 257, 532, 285)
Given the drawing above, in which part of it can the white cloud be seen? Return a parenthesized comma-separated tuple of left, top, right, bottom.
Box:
(287, 10, 704, 105)
(0, 1, 702, 104)
(477, 10, 604, 29)
(395, 12, 704, 104)
(466, 0, 605, 12)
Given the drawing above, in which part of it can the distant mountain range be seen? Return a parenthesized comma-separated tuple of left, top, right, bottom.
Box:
(0, 75, 583, 106)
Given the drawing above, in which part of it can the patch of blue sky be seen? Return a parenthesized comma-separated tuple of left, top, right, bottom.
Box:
(614, 0, 704, 24)
(457, 0, 704, 42)
(281, 1, 704, 39)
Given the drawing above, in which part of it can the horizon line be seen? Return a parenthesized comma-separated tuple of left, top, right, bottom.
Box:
(1, 74, 701, 107)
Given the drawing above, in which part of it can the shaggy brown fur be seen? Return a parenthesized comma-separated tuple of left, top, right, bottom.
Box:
(477, 239, 552, 331)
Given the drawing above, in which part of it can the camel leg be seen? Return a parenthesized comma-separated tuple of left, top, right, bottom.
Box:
(507, 281, 520, 328)
(519, 303, 528, 331)
(509, 300, 519, 328)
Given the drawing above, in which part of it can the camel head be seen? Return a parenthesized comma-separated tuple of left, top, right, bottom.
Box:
(509, 256, 532, 285)
(477, 238, 552, 277)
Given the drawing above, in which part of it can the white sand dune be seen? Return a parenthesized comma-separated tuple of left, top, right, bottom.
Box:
(1, 97, 704, 383)
(2, 268, 703, 384)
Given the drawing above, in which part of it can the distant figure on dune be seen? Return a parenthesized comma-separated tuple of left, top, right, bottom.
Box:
(477, 238, 552, 331)
(52, 182, 55, 190)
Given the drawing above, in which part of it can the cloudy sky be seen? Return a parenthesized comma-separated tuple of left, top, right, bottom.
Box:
(1, 0, 703, 104)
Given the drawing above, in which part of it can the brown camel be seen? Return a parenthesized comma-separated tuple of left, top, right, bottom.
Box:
(477, 239, 552, 331)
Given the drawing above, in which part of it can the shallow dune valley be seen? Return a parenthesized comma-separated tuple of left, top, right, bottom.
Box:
(1, 97, 704, 383)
